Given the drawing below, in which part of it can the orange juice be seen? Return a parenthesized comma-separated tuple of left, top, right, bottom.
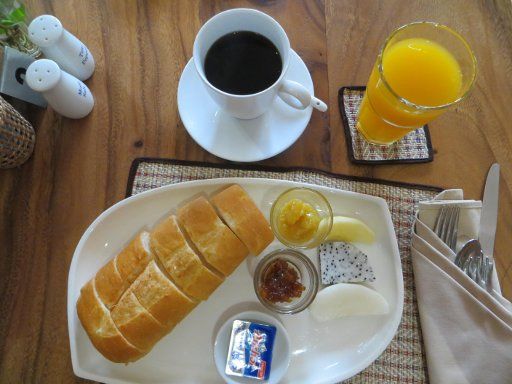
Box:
(357, 37, 463, 144)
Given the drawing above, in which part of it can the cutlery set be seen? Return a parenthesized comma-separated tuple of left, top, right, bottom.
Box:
(435, 163, 500, 290)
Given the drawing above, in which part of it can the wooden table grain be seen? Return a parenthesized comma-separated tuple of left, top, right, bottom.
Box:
(1, 0, 510, 382)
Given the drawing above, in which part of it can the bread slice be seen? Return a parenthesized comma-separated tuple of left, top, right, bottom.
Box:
(115, 231, 152, 285)
(111, 289, 168, 350)
(211, 184, 274, 255)
(150, 216, 224, 300)
(76, 280, 145, 363)
(94, 258, 127, 309)
(131, 260, 197, 328)
(177, 196, 249, 276)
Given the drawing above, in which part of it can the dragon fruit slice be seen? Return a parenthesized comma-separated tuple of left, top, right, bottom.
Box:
(318, 242, 375, 284)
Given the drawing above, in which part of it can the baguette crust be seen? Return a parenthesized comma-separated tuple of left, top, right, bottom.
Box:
(76, 280, 145, 363)
(115, 232, 152, 284)
(111, 289, 168, 350)
(77, 190, 266, 363)
(211, 185, 274, 255)
(94, 258, 127, 309)
(177, 197, 248, 276)
(131, 260, 197, 328)
(150, 216, 223, 300)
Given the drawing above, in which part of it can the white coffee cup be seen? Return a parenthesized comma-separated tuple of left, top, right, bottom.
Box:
(193, 8, 327, 120)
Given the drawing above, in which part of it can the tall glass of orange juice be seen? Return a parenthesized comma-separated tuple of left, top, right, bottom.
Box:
(357, 22, 477, 145)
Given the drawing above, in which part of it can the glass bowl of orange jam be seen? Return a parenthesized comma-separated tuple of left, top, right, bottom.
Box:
(254, 249, 319, 314)
(270, 187, 333, 249)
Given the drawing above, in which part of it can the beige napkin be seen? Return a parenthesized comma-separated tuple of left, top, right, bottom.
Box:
(412, 189, 512, 384)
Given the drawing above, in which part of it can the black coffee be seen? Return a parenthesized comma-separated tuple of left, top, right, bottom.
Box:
(204, 31, 282, 95)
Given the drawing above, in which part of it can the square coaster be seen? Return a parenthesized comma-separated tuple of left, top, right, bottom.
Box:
(338, 86, 434, 164)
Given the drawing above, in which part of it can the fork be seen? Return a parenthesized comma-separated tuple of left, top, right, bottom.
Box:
(433, 205, 460, 252)
(477, 254, 494, 290)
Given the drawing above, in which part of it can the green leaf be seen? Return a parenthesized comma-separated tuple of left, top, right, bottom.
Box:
(0, 19, 15, 27)
(8, 5, 26, 24)
(0, 4, 25, 30)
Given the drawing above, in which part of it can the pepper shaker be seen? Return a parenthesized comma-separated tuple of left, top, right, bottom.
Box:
(25, 59, 94, 119)
(28, 15, 95, 80)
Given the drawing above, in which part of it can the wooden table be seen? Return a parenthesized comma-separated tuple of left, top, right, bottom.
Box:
(1, 0, 510, 382)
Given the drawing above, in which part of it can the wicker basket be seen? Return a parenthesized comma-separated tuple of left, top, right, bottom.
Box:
(0, 96, 35, 169)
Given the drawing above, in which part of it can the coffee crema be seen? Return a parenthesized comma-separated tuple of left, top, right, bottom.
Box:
(204, 31, 282, 95)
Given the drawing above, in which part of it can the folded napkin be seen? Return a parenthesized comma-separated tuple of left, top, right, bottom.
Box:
(412, 189, 512, 384)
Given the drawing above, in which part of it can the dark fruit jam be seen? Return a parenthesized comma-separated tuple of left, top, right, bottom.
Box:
(260, 259, 305, 303)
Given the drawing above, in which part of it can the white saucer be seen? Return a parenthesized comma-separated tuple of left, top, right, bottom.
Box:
(177, 50, 314, 162)
(213, 310, 291, 384)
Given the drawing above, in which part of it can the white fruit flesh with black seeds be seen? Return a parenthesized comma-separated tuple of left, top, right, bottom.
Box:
(318, 242, 375, 285)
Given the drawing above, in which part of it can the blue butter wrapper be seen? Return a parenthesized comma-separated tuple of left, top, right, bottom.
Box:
(225, 320, 276, 381)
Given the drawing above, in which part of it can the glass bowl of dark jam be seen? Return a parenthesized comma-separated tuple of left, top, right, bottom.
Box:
(254, 249, 319, 314)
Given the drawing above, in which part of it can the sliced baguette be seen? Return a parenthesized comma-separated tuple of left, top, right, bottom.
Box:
(94, 258, 127, 309)
(131, 260, 197, 328)
(150, 215, 224, 300)
(76, 280, 145, 363)
(111, 289, 168, 350)
(211, 184, 274, 255)
(177, 196, 248, 276)
(115, 231, 152, 285)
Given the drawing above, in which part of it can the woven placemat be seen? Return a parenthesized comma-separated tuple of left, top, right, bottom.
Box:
(127, 158, 442, 383)
(338, 87, 433, 165)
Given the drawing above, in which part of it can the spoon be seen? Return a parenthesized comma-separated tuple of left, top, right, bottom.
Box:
(454, 239, 480, 268)
(454, 239, 494, 290)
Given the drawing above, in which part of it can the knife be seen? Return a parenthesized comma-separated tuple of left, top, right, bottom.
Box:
(479, 163, 500, 259)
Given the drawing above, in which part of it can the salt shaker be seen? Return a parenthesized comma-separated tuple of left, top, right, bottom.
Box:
(25, 59, 94, 119)
(28, 15, 95, 80)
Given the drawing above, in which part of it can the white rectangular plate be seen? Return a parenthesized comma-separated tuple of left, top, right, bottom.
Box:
(68, 178, 403, 384)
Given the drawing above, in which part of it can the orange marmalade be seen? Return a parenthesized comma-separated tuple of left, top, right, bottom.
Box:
(260, 258, 305, 303)
(277, 198, 320, 243)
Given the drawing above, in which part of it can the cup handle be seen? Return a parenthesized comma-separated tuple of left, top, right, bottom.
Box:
(278, 80, 328, 112)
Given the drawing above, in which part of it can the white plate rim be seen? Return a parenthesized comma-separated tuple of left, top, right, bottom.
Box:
(68, 177, 404, 384)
